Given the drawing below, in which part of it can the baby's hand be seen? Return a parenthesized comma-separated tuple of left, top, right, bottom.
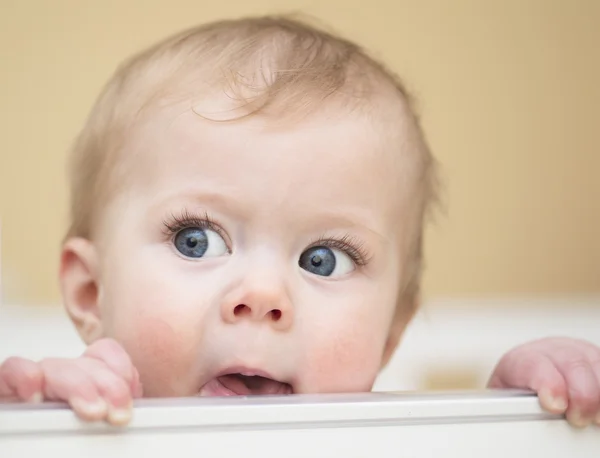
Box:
(0, 338, 142, 425)
(488, 337, 600, 428)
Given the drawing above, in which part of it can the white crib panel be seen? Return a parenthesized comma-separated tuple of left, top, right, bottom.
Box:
(1, 391, 598, 457)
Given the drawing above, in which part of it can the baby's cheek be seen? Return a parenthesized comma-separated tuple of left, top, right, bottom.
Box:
(100, 257, 205, 396)
(301, 321, 386, 393)
(115, 313, 201, 397)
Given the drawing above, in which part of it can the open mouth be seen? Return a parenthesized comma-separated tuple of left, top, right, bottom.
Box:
(201, 372, 293, 397)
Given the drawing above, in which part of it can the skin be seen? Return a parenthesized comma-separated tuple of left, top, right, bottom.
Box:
(1, 100, 599, 428)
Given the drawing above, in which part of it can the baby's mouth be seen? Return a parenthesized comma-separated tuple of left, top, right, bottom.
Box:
(220, 373, 293, 395)
(201, 372, 293, 396)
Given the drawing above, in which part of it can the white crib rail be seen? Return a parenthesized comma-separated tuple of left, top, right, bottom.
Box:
(1, 390, 598, 457)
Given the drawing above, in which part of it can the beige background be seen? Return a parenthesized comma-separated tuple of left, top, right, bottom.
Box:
(1, 0, 599, 306)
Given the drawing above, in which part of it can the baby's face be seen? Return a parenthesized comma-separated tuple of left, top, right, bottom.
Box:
(88, 102, 413, 397)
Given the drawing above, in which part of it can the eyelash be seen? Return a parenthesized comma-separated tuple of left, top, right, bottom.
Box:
(162, 210, 229, 245)
(162, 209, 372, 266)
(307, 234, 371, 267)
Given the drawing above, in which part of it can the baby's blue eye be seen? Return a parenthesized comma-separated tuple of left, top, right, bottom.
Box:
(298, 246, 354, 277)
(174, 227, 227, 258)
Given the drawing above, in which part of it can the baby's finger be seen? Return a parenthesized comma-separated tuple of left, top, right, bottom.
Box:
(593, 359, 600, 425)
(84, 338, 140, 394)
(526, 357, 570, 415)
(38, 359, 106, 422)
(131, 366, 144, 399)
(0, 357, 43, 402)
(78, 358, 134, 426)
(555, 354, 600, 428)
(489, 352, 568, 413)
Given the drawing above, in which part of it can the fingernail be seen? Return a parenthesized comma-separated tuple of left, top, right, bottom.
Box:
(107, 404, 132, 426)
(549, 396, 568, 412)
(539, 390, 567, 412)
(27, 392, 43, 403)
(70, 397, 107, 417)
(567, 409, 590, 428)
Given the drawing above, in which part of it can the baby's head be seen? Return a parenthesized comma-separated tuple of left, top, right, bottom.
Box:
(59, 16, 438, 397)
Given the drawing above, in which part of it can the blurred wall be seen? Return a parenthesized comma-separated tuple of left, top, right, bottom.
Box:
(1, 0, 599, 305)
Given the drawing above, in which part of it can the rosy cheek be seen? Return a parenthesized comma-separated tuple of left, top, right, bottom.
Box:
(301, 322, 385, 393)
(100, 255, 204, 396)
(118, 315, 198, 397)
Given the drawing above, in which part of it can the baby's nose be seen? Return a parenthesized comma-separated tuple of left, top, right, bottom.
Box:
(220, 282, 293, 332)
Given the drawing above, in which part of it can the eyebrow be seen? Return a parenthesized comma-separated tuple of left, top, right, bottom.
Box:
(296, 210, 391, 246)
(149, 187, 251, 220)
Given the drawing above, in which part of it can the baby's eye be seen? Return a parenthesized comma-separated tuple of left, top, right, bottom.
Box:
(298, 246, 355, 277)
(173, 227, 228, 259)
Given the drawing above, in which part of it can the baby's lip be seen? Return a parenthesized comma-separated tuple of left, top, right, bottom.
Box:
(216, 366, 277, 379)
(200, 366, 293, 396)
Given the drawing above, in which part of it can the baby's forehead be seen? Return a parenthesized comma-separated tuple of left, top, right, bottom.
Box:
(153, 72, 416, 148)
(138, 87, 419, 182)
(117, 97, 419, 240)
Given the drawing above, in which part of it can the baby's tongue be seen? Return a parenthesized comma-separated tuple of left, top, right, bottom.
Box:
(218, 374, 288, 395)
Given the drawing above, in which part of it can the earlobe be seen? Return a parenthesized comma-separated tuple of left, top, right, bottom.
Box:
(59, 237, 104, 344)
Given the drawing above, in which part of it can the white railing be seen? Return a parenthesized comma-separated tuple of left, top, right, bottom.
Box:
(1, 391, 598, 457)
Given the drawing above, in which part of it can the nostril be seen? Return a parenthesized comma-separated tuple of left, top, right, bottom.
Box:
(234, 304, 250, 316)
(232, 304, 283, 322)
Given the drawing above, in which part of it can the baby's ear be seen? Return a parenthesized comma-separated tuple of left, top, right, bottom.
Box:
(59, 237, 104, 344)
(380, 296, 419, 368)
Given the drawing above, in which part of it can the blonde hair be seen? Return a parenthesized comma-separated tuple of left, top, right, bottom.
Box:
(67, 14, 439, 306)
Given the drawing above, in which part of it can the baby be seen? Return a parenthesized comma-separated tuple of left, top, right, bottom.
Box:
(1, 15, 599, 429)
